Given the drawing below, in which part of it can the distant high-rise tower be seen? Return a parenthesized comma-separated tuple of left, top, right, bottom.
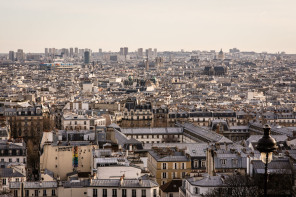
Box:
(154, 48, 157, 57)
(146, 48, 152, 59)
(45, 48, 48, 57)
(74, 47, 78, 55)
(50, 48, 56, 58)
(9, 51, 14, 61)
(123, 47, 128, 56)
(61, 48, 69, 57)
(70, 48, 74, 57)
(137, 48, 143, 57)
(84, 51, 90, 64)
(120, 48, 124, 55)
(99, 48, 102, 54)
(16, 49, 24, 61)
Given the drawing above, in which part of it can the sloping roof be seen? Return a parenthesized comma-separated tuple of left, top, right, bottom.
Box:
(43, 169, 54, 178)
(121, 127, 183, 135)
(0, 168, 25, 178)
(246, 135, 288, 144)
(180, 123, 232, 143)
(252, 159, 292, 174)
(188, 175, 225, 187)
(144, 143, 208, 157)
(149, 148, 189, 162)
(90, 179, 158, 188)
(114, 129, 142, 147)
(10, 181, 57, 189)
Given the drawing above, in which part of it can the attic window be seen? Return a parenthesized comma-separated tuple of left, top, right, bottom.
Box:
(221, 159, 227, 165)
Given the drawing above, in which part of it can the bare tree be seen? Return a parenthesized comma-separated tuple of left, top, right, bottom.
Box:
(201, 174, 263, 197)
(202, 169, 294, 197)
(253, 169, 293, 196)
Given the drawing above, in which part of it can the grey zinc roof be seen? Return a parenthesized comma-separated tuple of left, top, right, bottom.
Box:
(143, 143, 205, 151)
(62, 180, 89, 188)
(252, 159, 292, 174)
(188, 175, 225, 187)
(121, 127, 183, 135)
(246, 135, 288, 144)
(0, 142, 26, 150)
(181, 123, 232, 143)
(114, 129, 141, 147)
(0, 168, 25, 178)
(149, 149, 190, 162)
(229, 126, 249, 130)
(157, 155, 189, 162)
(185, 144, 208, 157)
(10, 181, 57, 189)
(43, 169, 54, 178)
(90, 179, 158, 188)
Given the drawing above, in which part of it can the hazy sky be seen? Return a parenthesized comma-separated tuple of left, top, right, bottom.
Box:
(1, 0, 296, 53)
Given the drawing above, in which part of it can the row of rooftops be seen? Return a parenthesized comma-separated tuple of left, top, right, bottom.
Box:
(9, 178, 158, 189)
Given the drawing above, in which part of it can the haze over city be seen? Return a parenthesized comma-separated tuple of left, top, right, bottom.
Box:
(2, 1, 296, 197)
(1, 0, 296, 53)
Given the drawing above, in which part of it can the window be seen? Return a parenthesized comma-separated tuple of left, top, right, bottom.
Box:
(9, 158, 12, 162)
(43, 189, 47, 196)
(141, 189, 146, 197)
(162, 163, 167, 169)
(221, 159, 227, 165)
(153, 189, 157, 197)
(194, 160, 199, 168)
(174, 163, 178, 169)
(112, 189, 117, 197)
(84, 121, 87, 125)
(122, 189, 127, 197)
(172, 172, 176, 179)
(182, 163, 185, 169)
(201, 160, 206, 167)
(2, 178, 6, 185)
(103, 189, 107, 197)
(52, 189, 56, 196)
(162, 172, 167, 178)
(93, 189, 97, 197)
(16, 178, 19, 182)
(14, 190, 18, 197)
(195, 187, 200, 194)
(132, 189, 136, 197)
(182, 172, 186, 178)
(232, 159, 238, 166)
(169, 194, 173, 197)
(17, 158, 19, 162)
(25, 190, 29, 197)
(35, 190, 38, 196)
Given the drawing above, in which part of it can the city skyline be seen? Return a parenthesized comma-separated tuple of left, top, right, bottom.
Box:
(1, 0, 296, 53)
